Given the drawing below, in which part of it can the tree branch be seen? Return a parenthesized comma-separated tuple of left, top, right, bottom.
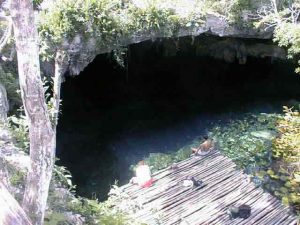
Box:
(52, 50, 68, 129)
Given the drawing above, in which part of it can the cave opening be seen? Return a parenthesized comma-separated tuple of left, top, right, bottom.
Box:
(56, 35, 300, 200)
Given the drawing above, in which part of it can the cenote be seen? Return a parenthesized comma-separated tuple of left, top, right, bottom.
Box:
(56, 35, 300, 200)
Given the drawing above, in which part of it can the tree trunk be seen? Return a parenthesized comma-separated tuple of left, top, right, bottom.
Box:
(10, 0, 56, 224)
(0, 182, 32, 225)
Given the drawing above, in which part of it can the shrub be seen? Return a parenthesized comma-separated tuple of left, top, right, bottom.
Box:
(6, 113, 29, 151)
(67, 185, 143, 225)
(271, 106, 300, 208)
(0, 66, 21, 110)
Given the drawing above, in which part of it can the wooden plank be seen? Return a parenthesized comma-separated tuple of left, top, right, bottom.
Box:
(232, 194, 281, 225)
(157, 173, 247, 224)
(120, 152, 298, 225)
(190, 185, 266, 225)
(255, 202, 292, 225)
(199, 185, 259, 225)
(271, 213, 298, 225)
(126, 154, 235, 207)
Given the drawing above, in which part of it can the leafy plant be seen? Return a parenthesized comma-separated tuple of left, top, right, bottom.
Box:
(38, 0, 124, 58)
(143, 146, 192, 172)
(9, 169, 25, 186)
(44, 212, 68, 225)
(211, 113, 279, 170)
(53, 163, 76, 192)
(67, 184, 143, 225)
(128, 2, 177, 33)
(226, 0, 252, 25)
(271, 106, 300, 208)
(112, 47, 127, 68)
(274, 22, 300, 73)
(3, 76, 59, 152)
(6, 112, 29, 151)
(255, 1, 300, 73)
(37, 0, 221, 59)
(33, 0, 44, 8)
(42, 76, 62, 126)
(0, 66, 22, 110)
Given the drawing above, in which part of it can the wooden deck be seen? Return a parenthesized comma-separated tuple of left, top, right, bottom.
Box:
(121, 151, 298, 225)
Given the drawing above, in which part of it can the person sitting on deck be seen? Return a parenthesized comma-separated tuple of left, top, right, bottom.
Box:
(130, 160, 154, 188)
(191, 136, 215, 156)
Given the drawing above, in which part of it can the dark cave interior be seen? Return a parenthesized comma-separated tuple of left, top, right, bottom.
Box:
(56, 35, 300, 200)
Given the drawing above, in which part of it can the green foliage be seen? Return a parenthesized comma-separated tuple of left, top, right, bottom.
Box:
(206, 109, 300, 210)
(126, 1, 190, 36)
(271, 106, 300, 208)
(38, 0, 124, 58)
(42, 77, 61, 126)
(227, 0, 251, 25)
(112, 47, 127, 68)
(128, 3, 173, 31)
(37, 0, 300, 69)
(0, 72, 59, 155)
(46, 174, 143, 225)
(9, 169, 25, 186)
(1, 76, 58, 153)
(44, 212, 68, 225)
(6, 112, 29, 151)
(33, 0, 44, 8)
(274, 22, 300, 72)
(255, 1, 300, 73)
(142, 146, 191, 172)
(211, 113, 279, 169)
(37, 0, 212, 59)
(0, 66, 21, 109)
(273, 106, 300, 159)
(204, 0, 256, 27)
(219, 0, 248, 19)
(53, 164, 76, 192)
(68, 185, 143, 225)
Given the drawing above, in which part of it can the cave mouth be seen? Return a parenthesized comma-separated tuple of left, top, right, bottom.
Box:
(56, 35, 300, 200)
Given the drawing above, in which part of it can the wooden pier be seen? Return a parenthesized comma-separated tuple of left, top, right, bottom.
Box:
(121, 151, 298, 225)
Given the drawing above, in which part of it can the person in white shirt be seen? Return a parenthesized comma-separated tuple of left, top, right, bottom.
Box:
(130, 160, 154, 188)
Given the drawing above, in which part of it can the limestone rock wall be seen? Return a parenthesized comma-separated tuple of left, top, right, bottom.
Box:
(57, 14, 275, 76)
(38, 0, 286, 81)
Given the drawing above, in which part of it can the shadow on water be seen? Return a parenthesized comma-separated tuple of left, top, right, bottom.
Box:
(56, 36, 300, 200)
